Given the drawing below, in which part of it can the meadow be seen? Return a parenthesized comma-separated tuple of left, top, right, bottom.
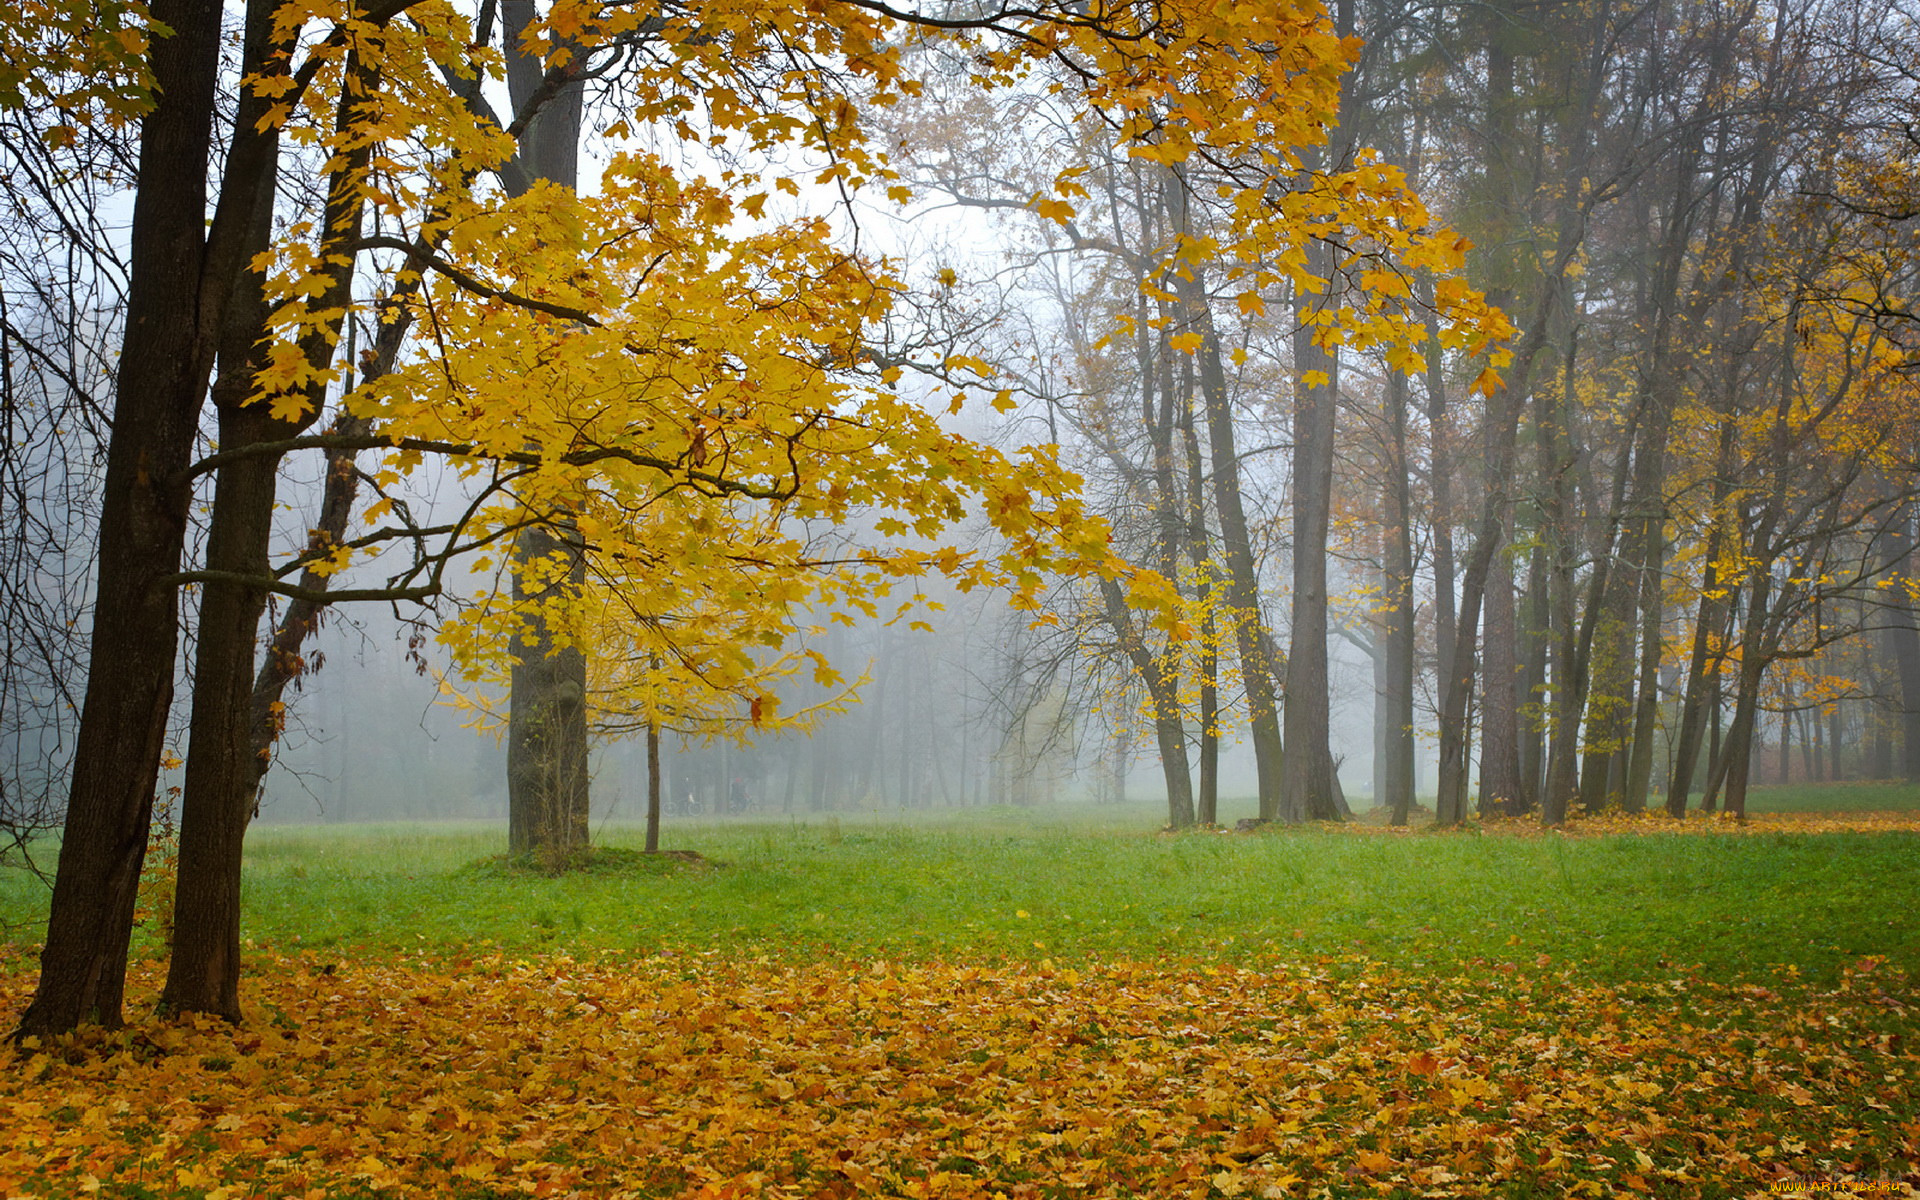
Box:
(217, 795, 1920, 987)
(2, 785, 1917, 1198)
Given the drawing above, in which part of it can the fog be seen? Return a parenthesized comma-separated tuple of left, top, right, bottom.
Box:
(250, 508, 1432, 828)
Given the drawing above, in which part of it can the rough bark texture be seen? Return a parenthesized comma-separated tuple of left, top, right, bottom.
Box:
(15, 0, 224, 1038)
(163, 407, 288, 1019)
(161, 4, 381, 1016)
(503, 0, 591, 857)
(507, 521, 593, 856)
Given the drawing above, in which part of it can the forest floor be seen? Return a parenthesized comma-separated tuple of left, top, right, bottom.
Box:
(1, 785, 1917, 1198)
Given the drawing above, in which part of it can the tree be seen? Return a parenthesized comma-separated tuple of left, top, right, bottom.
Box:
(17, 0, 237, 1037)
(26, 0, 1508, 1035)
(501, 0, 589, 860)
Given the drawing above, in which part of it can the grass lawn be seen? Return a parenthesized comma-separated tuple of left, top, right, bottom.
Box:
(1, 784, 1916, 1198)
(202, 791, 1920, 986)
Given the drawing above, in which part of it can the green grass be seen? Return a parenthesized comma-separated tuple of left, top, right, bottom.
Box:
(4, 787, 1917, 987)
(1735, 778, 1920, 811)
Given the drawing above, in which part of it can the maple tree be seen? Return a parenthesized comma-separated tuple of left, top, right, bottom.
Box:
(5, 0, 1514, 1036)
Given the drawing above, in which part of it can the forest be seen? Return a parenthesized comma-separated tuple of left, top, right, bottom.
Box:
(2, 0, 1919, 1195)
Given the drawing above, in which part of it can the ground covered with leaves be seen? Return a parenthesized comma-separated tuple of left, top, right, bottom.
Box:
(2, 948, 1915, 1199)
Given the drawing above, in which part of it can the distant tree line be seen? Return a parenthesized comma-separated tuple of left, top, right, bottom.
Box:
(897, 0, 1920, 829)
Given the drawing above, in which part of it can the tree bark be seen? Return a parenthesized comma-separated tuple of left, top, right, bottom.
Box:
(1178, 264, 1286, 821)
(1282, 242, 1343, 822)
(15, 0, 225, 1038)
(503, 0, 591, 857)
(1478, 544, 1525, 816)
(162, 8, 383, 1015)
(1178, 380, 1220, 825)
(162, 404, 289, 1019)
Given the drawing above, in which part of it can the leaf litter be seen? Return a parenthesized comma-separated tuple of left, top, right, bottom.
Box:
(2, 950, 1914, 1198)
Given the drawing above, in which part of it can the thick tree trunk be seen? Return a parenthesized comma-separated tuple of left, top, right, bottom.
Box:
(507, 524, 592, 856)
(504, 0, 591, 857)
(1478, 544, 1525, 816)
(15, 0, 224, 1038)
(163, 10, 384, 1016)
(1282, 246, 1343, 822)
(162, 407, 287, 1019)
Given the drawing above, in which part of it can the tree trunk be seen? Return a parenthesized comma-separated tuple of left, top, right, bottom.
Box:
(645, 717, 661, 853)
(1282, 241, 1343, 823)
(1179, 388, 1220, 825)
(1579, 561, 1641, 813)
(1665, 425, 1739, 813)
(15, 0, 224, 1038)
(1179, 265, 1285, 821)
(1478, 542, 1525, 815)
(1382, 372, 1417, 826)
(1620, 524, 1667, 814)
(161, 404, 294, 1019)
(164, 0, 356, 1014)
(507, 522, 592, 855)
(1098, 578, 1194, 828)
(503, 0, 591, 857)
(1721, 553, 1777, 819)
(1887, 508, 1920, 779)
(1517, 539, 1550, 811)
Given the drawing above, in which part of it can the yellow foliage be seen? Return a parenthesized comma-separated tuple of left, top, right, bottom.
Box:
(0, 950, 1908, 1197)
